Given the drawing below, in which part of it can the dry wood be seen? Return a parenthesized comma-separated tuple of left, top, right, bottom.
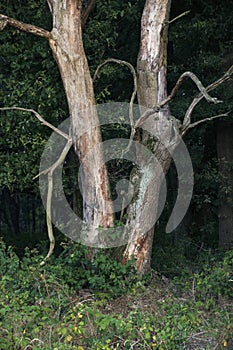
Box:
(0, 14, 51, 38)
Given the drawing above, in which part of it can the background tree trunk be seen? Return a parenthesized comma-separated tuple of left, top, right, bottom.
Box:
(217, 121, 233, 249)
(48, 0, 114, 243)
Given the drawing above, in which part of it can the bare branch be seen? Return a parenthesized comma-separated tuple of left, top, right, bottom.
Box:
(171, 71, 222, 105)
(82, 0, 97, 28)
(40, 138, 73, 265)
(0, 17, 7, 30)
(40, 138, 72, 178)
(93, 58, 137, 154)
(1, 105, 72, 264)
(204, 65, 233, 92)
(33, 136, 72, 181)
(134, 65, 233, 131)
(134, 107, 159, 129)
(168, 10, 190, 24)
(0, 14, 51, 39)
(40, 170, 54, 266)
(182, 113, 229, 135)
(134, 71, 220, 129)
(0, 107, 69, 140)
(182, 65, 233, 129)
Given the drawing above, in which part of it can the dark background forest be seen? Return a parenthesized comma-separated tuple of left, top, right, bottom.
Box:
(0, 0, 232, 349)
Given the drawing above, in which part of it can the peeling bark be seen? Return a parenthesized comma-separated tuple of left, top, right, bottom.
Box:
(123, 0, 177, 274)
(1, 2, 114, 241)
(123, 1, 232, 273)
(0, 14, 51, 38)
(137, 0, 171, 109)
(47, 1, 114, 241)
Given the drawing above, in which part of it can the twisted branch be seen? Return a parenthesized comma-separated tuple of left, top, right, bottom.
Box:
(0, 106, 71, 264)
(134, 65, 233, 133)
(182, 65, 233, 131)
(39, 138, 72, 265)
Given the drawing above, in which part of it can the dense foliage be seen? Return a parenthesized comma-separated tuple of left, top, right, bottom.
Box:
(0, 240, 232, 349)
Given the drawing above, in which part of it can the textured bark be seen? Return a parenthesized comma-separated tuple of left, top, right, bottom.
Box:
(123, 0, 181, 274)
(1, 1, 114, 241)
(217, 121, 233, 249)
(137, 0, 171, 110)
(0, 13, 51, 38)
(48, 1, 114, 241)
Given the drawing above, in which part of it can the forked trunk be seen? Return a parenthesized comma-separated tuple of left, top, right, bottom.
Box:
(48, 1, 114, 243)
(123, 0, 181, 274)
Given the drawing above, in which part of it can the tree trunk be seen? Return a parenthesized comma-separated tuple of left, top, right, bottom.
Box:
(2, 0, 230, 272)
(217, 121, 233, 249)
(48, 1, 114, 244)
(123, 0, 182, 274)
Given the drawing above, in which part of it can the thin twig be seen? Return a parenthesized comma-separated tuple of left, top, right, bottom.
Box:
(168, 10, 190, 24)
(182, 65, 233, 130)
(134, 65, 233, 132)
(182, 113, 229, 135)
(0, 107, 69, 140)
(1, 105, 72, 260)
(192, 277, 196, 302)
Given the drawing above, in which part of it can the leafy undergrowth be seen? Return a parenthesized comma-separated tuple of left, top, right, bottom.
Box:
(0, 239, 232, 350)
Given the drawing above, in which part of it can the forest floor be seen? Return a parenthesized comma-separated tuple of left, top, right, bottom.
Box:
(0, 240, 232, 349)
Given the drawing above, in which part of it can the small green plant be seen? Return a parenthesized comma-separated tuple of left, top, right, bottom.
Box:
(45, 241, 138, 296)
(189, 250, 233, 302)
(0, 239, 232, 349)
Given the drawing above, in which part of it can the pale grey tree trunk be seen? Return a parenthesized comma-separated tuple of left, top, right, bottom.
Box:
(123, 0, 181, 274)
